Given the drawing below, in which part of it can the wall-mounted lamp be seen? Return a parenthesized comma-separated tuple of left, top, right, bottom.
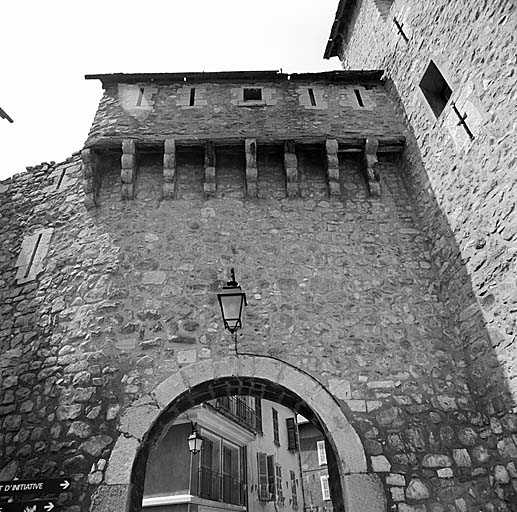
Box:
(217, 268, 247, 334)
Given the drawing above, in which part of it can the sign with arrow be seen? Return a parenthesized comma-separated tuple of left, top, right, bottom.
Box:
(0, 479, 70, 497)
(0, 500, 55, 512)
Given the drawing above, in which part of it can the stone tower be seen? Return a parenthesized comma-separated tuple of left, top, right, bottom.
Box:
(0, 6, 515, 512)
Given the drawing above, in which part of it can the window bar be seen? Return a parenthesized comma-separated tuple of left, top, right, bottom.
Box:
(451, 102, 475, 141)
(393, 17, 409, 42)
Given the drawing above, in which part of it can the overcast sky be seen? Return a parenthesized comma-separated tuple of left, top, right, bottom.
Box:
(0, 0, 341, 180)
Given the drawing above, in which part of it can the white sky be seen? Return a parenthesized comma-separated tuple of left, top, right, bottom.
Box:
(0, 0, 341, 180)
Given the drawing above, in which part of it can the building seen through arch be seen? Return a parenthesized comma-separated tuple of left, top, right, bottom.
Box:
(143, 397, 308, 512)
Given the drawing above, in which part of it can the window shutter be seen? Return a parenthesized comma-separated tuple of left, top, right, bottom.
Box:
(257, 452, 269, 501)
(267, 454, 276, 500)
(255, 397, 263, 434)
(286, 417, 298, 451)
(272, 409, 279, 446)
(320, 475, 331, 501)
(317, 440, 327, 465)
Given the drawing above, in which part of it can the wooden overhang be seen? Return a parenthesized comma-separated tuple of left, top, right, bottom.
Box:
(324, 0, 357, 59)
(85, 70, 384, 87)
(0, 107, 13, 123)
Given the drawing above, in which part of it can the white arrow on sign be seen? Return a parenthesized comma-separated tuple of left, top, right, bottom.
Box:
(59, 480, 70, 490)
(43, 503, 54, 512)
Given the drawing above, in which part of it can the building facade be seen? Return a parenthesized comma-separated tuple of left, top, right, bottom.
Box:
(298, 419, 333, 512)
(143, 397, 302, 512)
(0, 4, 515, 510)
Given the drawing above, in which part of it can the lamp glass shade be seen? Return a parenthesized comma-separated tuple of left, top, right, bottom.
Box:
(188, 431, 203, 454)
(217, 286, 247, 333)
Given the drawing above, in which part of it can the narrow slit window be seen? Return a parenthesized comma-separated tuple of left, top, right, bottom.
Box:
(243, 88, 262, 101)
(24, 233, 42, 279)
(354, 89, 364, 107)
(56, 168, 67, 190)
(189, 88, 196, 106)
(419, 60, 453, 118)
(308, 88, 317, 107)
(136, 87, 145, 106)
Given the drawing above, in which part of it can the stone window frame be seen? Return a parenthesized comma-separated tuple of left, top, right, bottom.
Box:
(419, 60, 453, 119)
(239, 86, 266, 107)
(15, 228, 54, 285)
(417, 58, 483, 150)
(338, 85, 376, 110)
(176, 86, 208, 108)
(296, 86, 329, 110)
(231, 86, 277, 107)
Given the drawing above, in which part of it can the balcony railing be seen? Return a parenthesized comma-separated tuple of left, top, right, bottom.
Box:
(214, 396, 256, 432)
(198, 467, 246, 506)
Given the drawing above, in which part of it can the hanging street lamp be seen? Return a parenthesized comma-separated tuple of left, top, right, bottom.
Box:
(187, 422, 203, 454)
(217, 268, 247, 335)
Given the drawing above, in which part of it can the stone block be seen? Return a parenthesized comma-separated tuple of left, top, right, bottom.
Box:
(343, 474, 386, 512)
(142, 271, 167, 285)
(346, 399, 367, 412)
(119, 403, 160, 441)
(406, 479, 430, 500)
(122, 139, 136, 154)
(328, 378, 351, 399)
(121, 183, 134, 199)
(120, 168, 133, 184)
(177, 349, 197, 365)
(121, 154, 135, 170)
(452, 448, 471, 466)
(105, 436, 139, 485)
(163, 168, 175, 182)
(371, 455, 391, 472)
(153, 373, 188, 409)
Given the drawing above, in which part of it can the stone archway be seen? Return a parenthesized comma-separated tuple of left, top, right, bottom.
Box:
(90, 355, 387, 512)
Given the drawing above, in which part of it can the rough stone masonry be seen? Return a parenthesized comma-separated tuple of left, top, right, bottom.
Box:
(0, 64, 515, 512)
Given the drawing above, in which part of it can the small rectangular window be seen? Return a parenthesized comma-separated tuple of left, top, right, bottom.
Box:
(189, 87, 196, 106)
(320, 475, 331, 501)
(419, 60, 453, 118)
(243, 88, 262, 101)
(272, 408, 280, 446)
(317, 440, 327, 465)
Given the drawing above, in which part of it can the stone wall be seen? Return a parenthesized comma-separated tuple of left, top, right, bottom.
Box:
(84, 74, 405, 147)
(326, 0, 517, 508)
(1, 137, 515, 510)
(336, 0, 517, 403)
